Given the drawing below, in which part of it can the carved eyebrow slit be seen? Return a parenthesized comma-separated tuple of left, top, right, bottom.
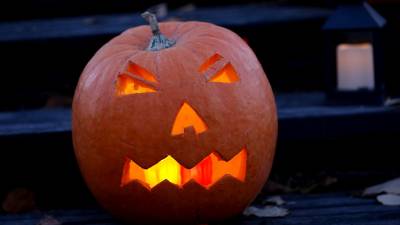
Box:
(126, 61, 158, 83)
(199, 53, 240, 83)
(199, 53, 223, 73)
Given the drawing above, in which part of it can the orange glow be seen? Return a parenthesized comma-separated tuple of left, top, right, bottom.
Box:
(127, 62, 157, 83)
(171, 102, 207, 136)
(209, 63, 239, 83)
(121, 148, 247, 189)
(199, 53, 223, 73)
(116, 74, 156, 95)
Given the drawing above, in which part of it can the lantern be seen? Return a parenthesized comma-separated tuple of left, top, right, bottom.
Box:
(323, 1, 386, 104)
(72, 12, 277, 224)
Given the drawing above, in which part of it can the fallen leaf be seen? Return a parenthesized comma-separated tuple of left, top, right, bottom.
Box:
(243, 206, 289, 218)
(322, 176, 338, 187)
(262, 196, 285, 206)
(300, 176, 338, 194)
(263, 181, 294, 193)
(384, 98, 400, 107)
(376, 194, 400, 206)
(2, 188, 36, 213)
(299, 183, 319, 194)
(37, 215, 61, 225)
(45, 96, 72, 108)
(363, 177, 400, 196)
(264, 174, 338, 195)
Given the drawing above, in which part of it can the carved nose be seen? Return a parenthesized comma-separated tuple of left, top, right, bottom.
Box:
(171, 102, 208, 136)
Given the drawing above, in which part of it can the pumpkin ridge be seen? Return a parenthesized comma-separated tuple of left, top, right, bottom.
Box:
(83, 50, 143, 83)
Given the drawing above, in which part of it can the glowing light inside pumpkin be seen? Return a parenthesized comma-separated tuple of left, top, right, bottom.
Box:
(116, 74, 156, 95)
(171, 102, 207, 136)
(198, 53, 240, 83)
(209, 63, 239, 83)
(121, 148, 247, 189)
(199, 53, 223, 73)
(127, 62, 157, 83)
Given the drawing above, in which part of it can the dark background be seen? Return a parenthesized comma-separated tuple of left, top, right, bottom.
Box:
(1, 0, 400, 110)
(1, 0, 400, 210)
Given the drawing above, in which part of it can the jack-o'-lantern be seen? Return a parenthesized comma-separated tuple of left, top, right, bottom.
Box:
(72, 12, 277, 224)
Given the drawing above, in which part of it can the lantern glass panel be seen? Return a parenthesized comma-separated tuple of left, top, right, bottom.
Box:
(336, 43, 374, 91)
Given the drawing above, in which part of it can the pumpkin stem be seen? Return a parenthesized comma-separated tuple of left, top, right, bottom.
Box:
(141, 11, 175, 51)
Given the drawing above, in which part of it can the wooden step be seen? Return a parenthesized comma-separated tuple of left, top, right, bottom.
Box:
(0, 192, 399, 225)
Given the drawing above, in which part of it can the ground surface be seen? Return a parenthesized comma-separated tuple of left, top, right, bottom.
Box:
(1, 192, 399, 225)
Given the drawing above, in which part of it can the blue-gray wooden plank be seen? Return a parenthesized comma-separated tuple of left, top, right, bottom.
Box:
(0, 192, 399, 225)
(0, 108, 71, 136)
(1, 93, 400, 137)
(0, 4, 331, 42)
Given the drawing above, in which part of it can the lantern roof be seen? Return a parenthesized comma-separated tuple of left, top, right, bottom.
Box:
(323, 2, 386, 31)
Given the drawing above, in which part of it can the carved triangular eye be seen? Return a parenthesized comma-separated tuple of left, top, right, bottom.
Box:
(127, 62, 157, 83)
(199, 53, 240, 83)
(116, 62, 158, 96)
(209, 63, 239, 83)
(116, 74, 156, 96)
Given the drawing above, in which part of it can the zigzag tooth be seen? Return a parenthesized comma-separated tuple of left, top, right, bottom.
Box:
(120, 148, 247, 189)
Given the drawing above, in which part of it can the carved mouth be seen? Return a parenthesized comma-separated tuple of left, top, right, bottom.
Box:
(121, 148, 247, 189)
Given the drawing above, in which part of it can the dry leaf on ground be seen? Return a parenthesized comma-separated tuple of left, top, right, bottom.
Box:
(243, 206, 289, 218)
(262, 195, 285, 206)
(363, 177, 400, 196)
(263, 181, 294, 193)
(45, 96, 72, 108)
(37, 215, 61, 225)
(376, 194, 400, 206)
(2, 188, 36, 213)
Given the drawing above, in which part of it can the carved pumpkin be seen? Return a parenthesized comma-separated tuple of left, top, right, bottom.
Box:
(72, 12, 277, 225)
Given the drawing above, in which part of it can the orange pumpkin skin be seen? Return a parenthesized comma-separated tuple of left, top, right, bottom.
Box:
(72, 21, 277, 224)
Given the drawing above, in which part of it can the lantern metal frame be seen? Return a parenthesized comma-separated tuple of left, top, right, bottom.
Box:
(323, 2, 386, 105)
